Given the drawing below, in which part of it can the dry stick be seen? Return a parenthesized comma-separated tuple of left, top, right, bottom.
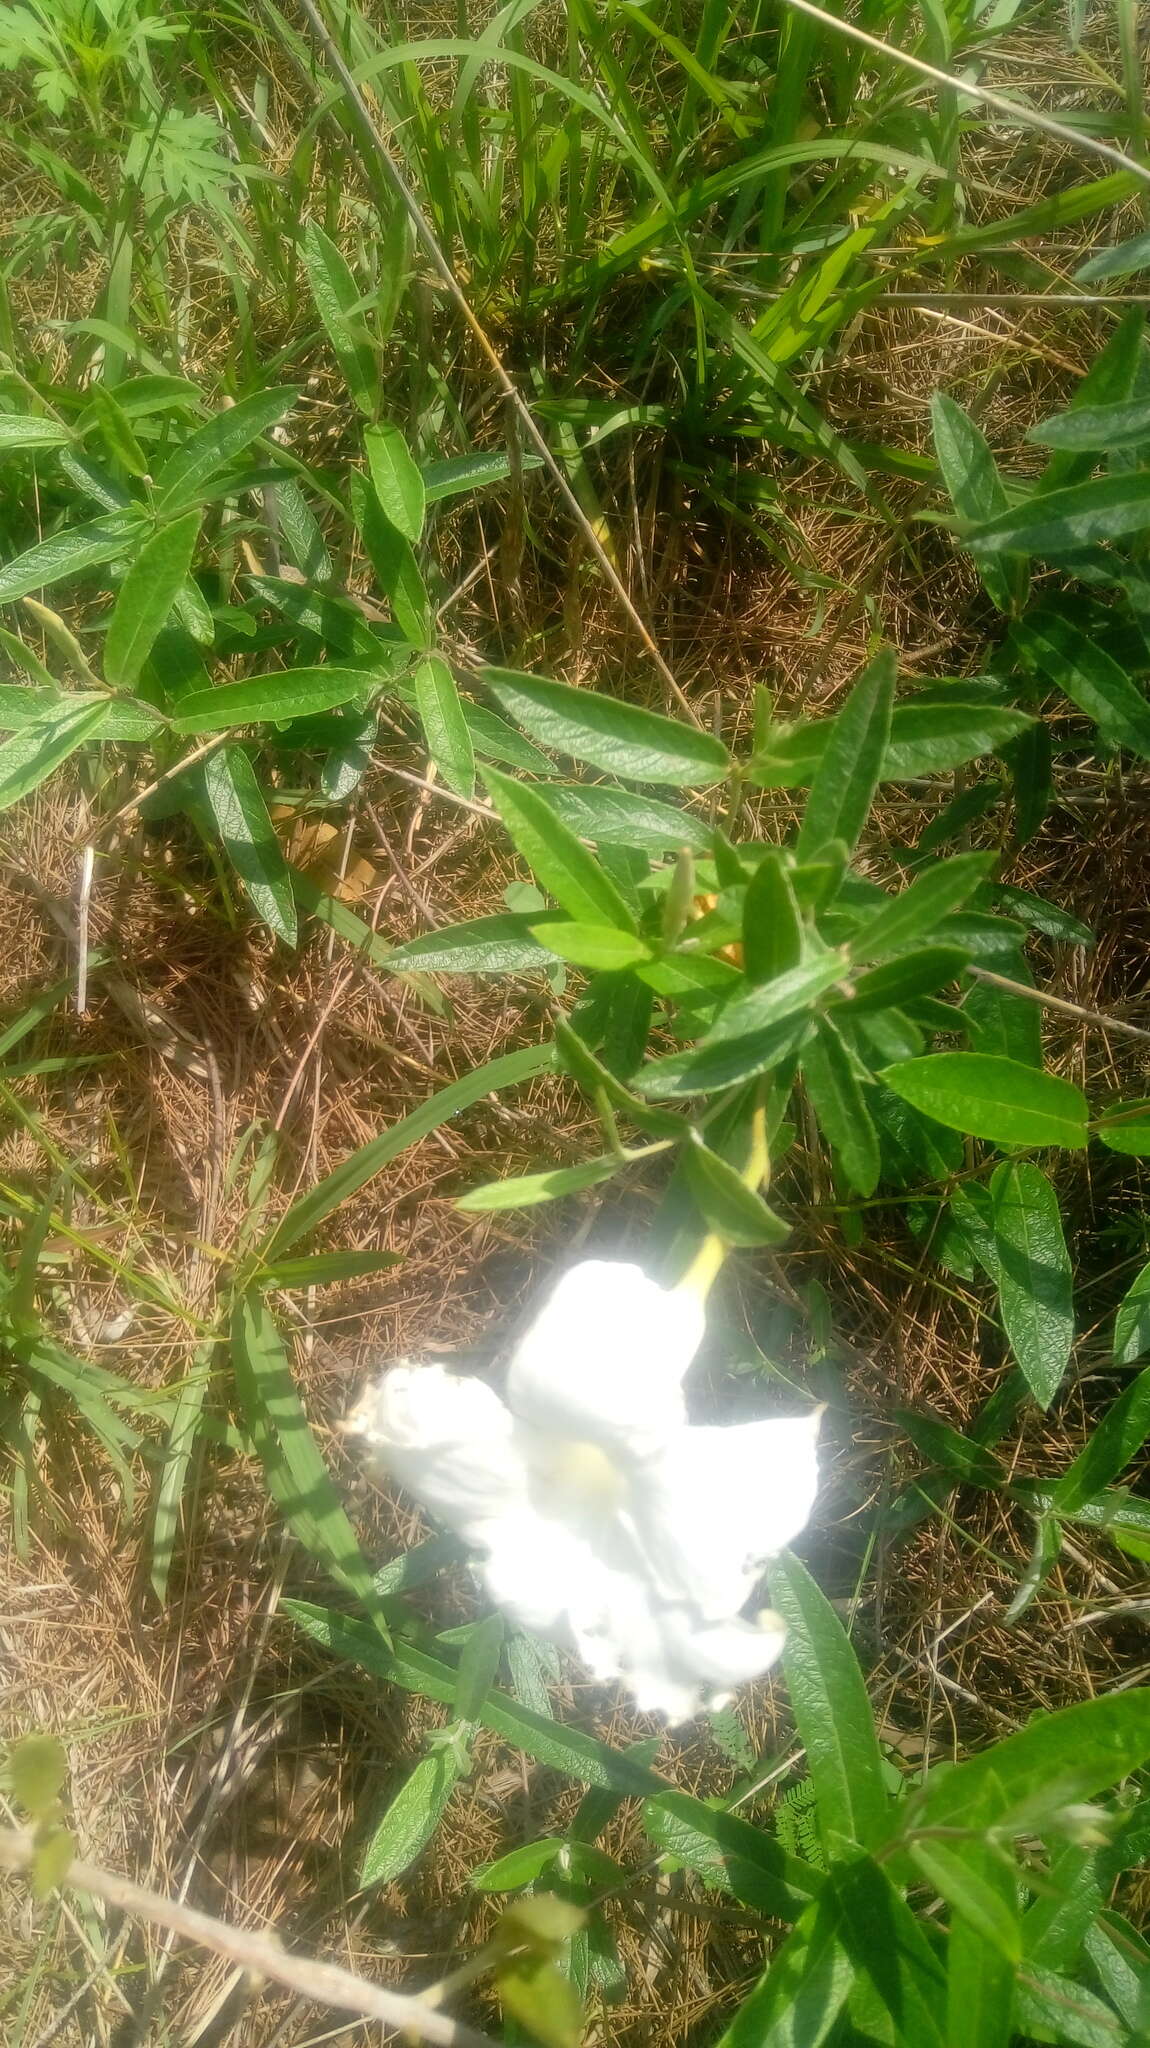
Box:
(780, 0, 1150, 188)
(286, 0, 703, 729)
(0, 1830, 500, 2048)
(964, 963, 1150, 1045)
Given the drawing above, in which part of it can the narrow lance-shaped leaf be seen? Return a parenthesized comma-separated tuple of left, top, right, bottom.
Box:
(349, 469, 430, 645)
(172, 667, 375, 734)
(769, 1551, 888, 1852)
(456, 1158, 622, 1212)
(365, 421, 425, 541)
(412, 653, 475, 798)
(931, 392, 1026, 614)
(970, 471, 1150, 557)
(1012, 609, 1150, 761)
(263, 1042, 555, 1258)
(358, 1750, 462, 1889)
(104, 510, 201, 690)
(852, 851, 994, 963)
(201, 744, 298, 946)
(301, 221, 378, 419)
(1053, 1366, 1150, 1512)
(231, 1292, 388, 1629)
(795, 647, 894, 860)
(802, 1019, 880, 1197)
(483, 666, 730, 786)
(0, 699, 114, 814)
(152, 387, 300, 515)
(0, 510, 144, 605)
(991, 1160, 1073, 1409)
(742, 851, 802, 984)
(484, 767, 637, 931)
(1114, 1260, 1150, 1364)
(880, 1053, 1089, 1149)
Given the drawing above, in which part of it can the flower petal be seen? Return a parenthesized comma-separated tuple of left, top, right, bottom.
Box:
(627, 1412, 821, 1620)
(349, 1364, 527, 1541)
(507, 1259, 704, 1460)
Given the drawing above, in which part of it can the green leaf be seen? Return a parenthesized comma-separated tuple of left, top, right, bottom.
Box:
(384, 913, 559, 974)
(1014, 1965, 1129, 2047)
(263, 1042, 554, 1256)
(0, 510, 143, 604)
(717, 1895, 853, 2048)
(364, 421, 425, 542)
(770, 1551, 888, 1852)
(257, 1249, 403, 1289)
(853, 853, 995, 962)
(301, 222, 377, 418)
(152, 388, 300, 515)
(349, 470, 430, 645)
(1054, 1367, 1150, 1513)
(971, 471, 1150, 557)
(473, 1839, 568, 1892)
(802, 1019, 880, 1196)
(907, 1692, 1150, 1837)
(172, 667, 375, 733)
(880, 1054, 1090, 1150)
(231, 1292, 387, 1627)
(1075, 230, 1150, 283)
(484, 768, 637, 931)
(1114, 1260, 1150, 1364)
(0, 415, 73, 450)
(359, 1750, 461, 1888)
(553, 1017, 684, 1137)
(1012, 610, 1150, 759)
(529, 923, 651, 970)
(1094, 1101, 1150, 1156)
(412, 653, 475, 798)
(831, 1854, 947, 2046)
(883, 702, 1034, 777)
(422, 449, 544, 503)
(642, 1791, 823, 1920)
(931, 392, 1025, 614)
(287, 1598, 669, 1796)
(456, 1158, 620, 1211)
(496, 1950, 584, 2048)
(534, 781, 711, 852)
(482, 667, 730, 786)
(637, 1014, 812, 1096)
(991, 1161, 1073, 1409)
(1028, 396, 1150, 451)
(30, 1826, 77, 1901)
(201, 745, 297, 946)
(795, 647, 894, 859)
(454, 1611, 505, 1723)
(104, 510, 201, 690)
(938, 1843, 1018, 2048)
(742, 851, 803, 984)
(682, 1137, 790, 1246)
(702, 955, 848, 1045)
(911, 1839, 1021, 1961)
(149, 1348, 211, 1604)
(4, 1733, 67, 1816)
(0, 699, 113, 812)
(841, 946, 969, 1014)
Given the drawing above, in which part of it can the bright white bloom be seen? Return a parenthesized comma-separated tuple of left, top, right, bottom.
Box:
(348, 1259, 820, 1722)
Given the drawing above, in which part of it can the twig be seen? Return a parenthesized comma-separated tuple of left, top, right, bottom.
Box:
(964, 964, 1150, 1045)
(780, 0, 1150, 188)
(0, 1829, 499, 2048)
(74, 846, 95, 1016)
(283, 0, 703, 727)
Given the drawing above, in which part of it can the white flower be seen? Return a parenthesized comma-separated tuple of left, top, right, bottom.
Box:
(348, 1259, 820, 1722)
